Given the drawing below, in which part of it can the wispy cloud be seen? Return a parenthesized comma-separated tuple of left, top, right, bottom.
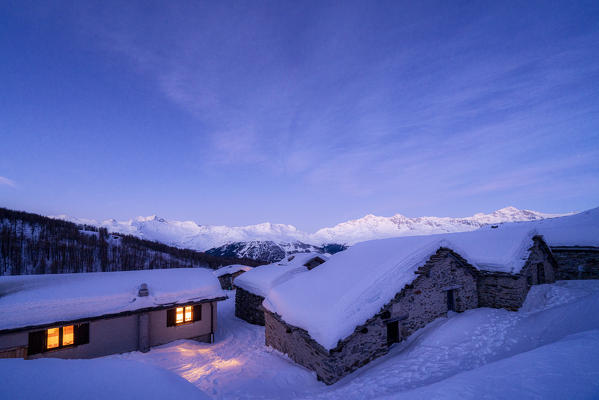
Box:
(0, 176, 16, 187)
(65, 2, 599, 205)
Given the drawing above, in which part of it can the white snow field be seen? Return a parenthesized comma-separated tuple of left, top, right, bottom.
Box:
(93, 280, 599, 400)
(0, 357, 207, 399)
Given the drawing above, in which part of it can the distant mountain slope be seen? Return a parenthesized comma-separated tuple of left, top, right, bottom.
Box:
(53, 206, 569, 252)
(0, 208, 261, 276)
(206, 241, 342, 264)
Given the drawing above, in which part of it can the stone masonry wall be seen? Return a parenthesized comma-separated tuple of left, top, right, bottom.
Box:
(218, 275, 233, 290)
(264, 248, 479, 385)
(218, 271, 247, 290)
(477, 273, 527, 311)
(551, 247, 599, 280)
(230, 270, 246, 288)
(388, 250, 478, 337)
(235, 287, 266, 325)
(478, 236, 557, 311)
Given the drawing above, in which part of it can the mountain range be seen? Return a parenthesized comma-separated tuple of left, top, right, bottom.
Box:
(52, 207, 569, 262)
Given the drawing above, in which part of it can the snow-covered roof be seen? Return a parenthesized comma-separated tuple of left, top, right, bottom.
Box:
(0, 268, 226, 331)
(213, 264, 253, 277)
(263, 227, 538, 350)
(234, 252, 327, 297)
(529, 206, 599, 247)
(283, 252, 329, 265)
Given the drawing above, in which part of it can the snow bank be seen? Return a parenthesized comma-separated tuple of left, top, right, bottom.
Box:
(0, 358, 207, 399)
(213, 264, 253, 277)
(0, 268, 226, 331)
(234, 253, 326, 297)
(379, 330, 599, 400)
(264, 227, 536, 350)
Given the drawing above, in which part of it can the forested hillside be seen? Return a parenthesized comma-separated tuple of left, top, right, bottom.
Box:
(0, 208, 261, 275)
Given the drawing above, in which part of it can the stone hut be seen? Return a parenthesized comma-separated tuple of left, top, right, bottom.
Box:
(235, 253, 328, 326)
(533, 206, 599, 280)
(0, 269, 226, 360)
(214, 265, 252, 290)
(262, 227, 552, 385)
(477, 235, 558, 310)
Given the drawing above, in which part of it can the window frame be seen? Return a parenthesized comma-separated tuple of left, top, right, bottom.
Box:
(44, 325, 77, 352)
(174, 305, 194, 326)
(167, 304, 202, 327)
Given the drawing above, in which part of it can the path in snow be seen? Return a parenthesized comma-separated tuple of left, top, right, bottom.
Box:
(111, 281, 599, 399)
(113, 291, 324, 399)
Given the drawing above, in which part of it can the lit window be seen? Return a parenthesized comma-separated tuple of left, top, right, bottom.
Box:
(63, 325, 74, 346)
(185, 306, 193, 322)
(176, 307, 184, 324)
(47, 328, 59, 349)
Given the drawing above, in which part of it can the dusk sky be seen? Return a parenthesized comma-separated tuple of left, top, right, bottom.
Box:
(1, 1, 598, 231)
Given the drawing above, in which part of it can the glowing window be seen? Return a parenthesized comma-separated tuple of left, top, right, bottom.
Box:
(62, 325, 74, 346)
(176, 307, 184, 324)
(185, 306, 193, 322)
(47, 328, 59, 349)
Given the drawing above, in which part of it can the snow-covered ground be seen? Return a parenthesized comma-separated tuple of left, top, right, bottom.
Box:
(1, 358, 206, 399)
(99, 280, 599, 400)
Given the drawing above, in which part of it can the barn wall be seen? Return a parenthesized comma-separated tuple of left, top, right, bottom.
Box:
(148, 302, 215, 347)
(0, 315, 141, 360)
(0, 301, 219, 359)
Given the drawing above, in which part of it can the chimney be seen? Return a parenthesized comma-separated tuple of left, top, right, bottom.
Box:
(138, 283, 149, 297)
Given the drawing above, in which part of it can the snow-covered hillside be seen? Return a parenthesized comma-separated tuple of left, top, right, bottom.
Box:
(206, 241, 331, 264)
(52, 207, 567, 254)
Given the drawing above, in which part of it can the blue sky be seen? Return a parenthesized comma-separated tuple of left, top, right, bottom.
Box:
(1, 1, 598, 231)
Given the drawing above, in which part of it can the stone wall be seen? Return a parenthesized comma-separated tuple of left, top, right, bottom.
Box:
(235, 287, 266, 325)
(551, 247, 599, 280)
(218, 270, 247, 290)
(264, 248, 479, 385)
(230, 270, 246, 288)
(478, 236, 557, 311)
(477, 273, 527, 311)
(218, 275, 233, 290)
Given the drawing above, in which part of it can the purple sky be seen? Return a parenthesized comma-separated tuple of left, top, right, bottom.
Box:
(1, 1, 598, 230)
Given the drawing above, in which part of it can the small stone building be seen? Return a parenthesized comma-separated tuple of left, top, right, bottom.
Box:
(262, 228, 555, 384)
(214, 264, 252, 290)
(477, 235, 558, 310)
(0, 269, 226, 359)
(533, 206, 599, 280)
(235, 253, 328, 326)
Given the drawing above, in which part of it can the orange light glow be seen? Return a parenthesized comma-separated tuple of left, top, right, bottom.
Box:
(185, 306, 193, 322)
(47, 328, 59, 349)
(63, 325, 74, 346)
(176, 307, 184, 324)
